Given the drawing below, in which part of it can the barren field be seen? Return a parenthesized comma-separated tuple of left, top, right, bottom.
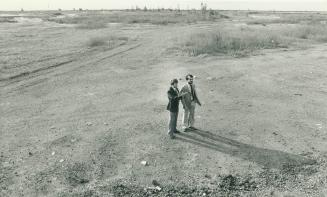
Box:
(1, 10, 327, 196)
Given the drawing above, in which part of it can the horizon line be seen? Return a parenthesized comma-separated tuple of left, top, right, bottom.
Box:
(0, 8, 326, 12)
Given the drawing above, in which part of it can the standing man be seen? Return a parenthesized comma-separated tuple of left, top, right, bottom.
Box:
(167, 79, 187, 139)
(180, 74, 202, 131)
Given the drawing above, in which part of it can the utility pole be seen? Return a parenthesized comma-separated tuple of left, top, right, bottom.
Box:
(48, 0, 51, 10)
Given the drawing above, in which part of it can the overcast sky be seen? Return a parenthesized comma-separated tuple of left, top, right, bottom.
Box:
(1, 0, 327, 11)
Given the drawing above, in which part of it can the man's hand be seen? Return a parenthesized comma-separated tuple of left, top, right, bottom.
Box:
(178, 92, 188, 97)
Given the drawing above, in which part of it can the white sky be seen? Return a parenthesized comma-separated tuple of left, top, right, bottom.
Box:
(0, 0, 327, 11)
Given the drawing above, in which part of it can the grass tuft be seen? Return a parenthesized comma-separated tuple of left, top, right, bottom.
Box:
(281, 25, 327, 42)
(181, 27, 286, 57)
(180, 23, 327, 57)
(76, 19, 107, 29)
(86, 36, 128, 48)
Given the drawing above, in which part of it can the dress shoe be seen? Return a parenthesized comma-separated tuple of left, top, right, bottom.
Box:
(174, 130, 181, 134)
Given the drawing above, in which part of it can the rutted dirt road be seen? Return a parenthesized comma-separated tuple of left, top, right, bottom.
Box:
(1, 19, 327, 196)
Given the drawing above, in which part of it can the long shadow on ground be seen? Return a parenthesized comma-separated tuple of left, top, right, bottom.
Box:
(176, 129, 316, 170)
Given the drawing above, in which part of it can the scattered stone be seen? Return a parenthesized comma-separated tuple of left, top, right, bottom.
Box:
(50, 126, 56, 129)
(28, 152, 33, 156)
(198, 54, 208, 58)
(145, 186, 162, 191)
(207, 76, 218, 81)
(204, 174, 211, 179)
(51, 151, 56, 156)
(316, 123, 323, 129)
(3, 161, 11, 167)
(71, 138, 77, 143)
(59, 159, 64, 163)
(141, 160, 148, 166)
(273, 132, 278, 135)
(104, 122, 108, 125)
(86, 122, 93, 126)
(294, 93, 303, 96)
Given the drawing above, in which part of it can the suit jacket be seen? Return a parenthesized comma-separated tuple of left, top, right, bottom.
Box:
(167, 87, 181, 112)
(180, 83, 201, 109)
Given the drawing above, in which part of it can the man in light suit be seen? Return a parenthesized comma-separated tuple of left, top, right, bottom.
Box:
(180, 74, 201, 131)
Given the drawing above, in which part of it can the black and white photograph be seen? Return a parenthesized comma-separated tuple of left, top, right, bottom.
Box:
(1, 0, 327, 196)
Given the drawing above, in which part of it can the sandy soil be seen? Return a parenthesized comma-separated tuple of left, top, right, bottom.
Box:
(1, 17, 327, 197)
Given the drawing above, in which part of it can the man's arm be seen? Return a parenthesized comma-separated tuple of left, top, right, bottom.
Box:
(194, 85, 202, 106)
(179, 85, 187, 108)
(178, 92, 188, 98)
(167, 90, 178, 100)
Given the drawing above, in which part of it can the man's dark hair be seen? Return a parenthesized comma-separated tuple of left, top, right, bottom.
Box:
(170, 78, 179, 85)
(185, 74, 193, 80)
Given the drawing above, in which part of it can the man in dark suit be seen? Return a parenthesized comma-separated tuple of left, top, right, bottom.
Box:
(180, 74, 202, 131)
(167, 79, 187, 139)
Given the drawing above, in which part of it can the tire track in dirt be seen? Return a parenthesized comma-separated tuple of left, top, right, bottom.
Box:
(0, 42, 143, 97)
(0, 59, 74, 83)
(93, 43, 142, 64)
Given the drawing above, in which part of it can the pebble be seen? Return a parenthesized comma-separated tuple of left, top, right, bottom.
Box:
(3, 161, 10, 167)
(145, 186, 162, 191)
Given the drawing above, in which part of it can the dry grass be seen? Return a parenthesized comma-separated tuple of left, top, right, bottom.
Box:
(180, 23, 327, 57)
(87, 37, 107, 47)
(0, 17, 17, 23)
(47, 10, 230, 27)
(181, 26, 286, 57)
(86, 36, 128, 48)
(76, 19, 107, 29)
(246, 12, 327, 25)
(280, 24, 327, 42)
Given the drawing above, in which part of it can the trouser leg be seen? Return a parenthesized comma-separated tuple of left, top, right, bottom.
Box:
(173, 112, 178, 132)
(189, 103, 196, 127)
(168, 112, 178, 135)
(182, 108, 190, 129)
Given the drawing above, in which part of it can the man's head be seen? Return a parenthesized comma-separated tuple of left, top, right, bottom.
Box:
(170, 78, 179, 88)
(185, 74, 194, 85)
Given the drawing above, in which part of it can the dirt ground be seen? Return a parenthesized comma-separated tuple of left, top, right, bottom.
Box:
(1, 12, 327, 197)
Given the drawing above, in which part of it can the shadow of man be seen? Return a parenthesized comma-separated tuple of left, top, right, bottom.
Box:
(176, 129, 316, 170)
